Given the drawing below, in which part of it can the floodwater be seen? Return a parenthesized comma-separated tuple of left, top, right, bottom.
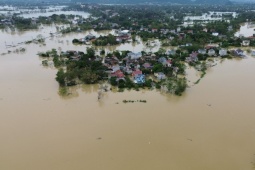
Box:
(20, 11, 90, 19)
(0, 6, 85, 18)
(1, 25, 255, 170)
(235, 22, 255, 37)
(184, 11, 237, 21)
(183, 11, 237, 27)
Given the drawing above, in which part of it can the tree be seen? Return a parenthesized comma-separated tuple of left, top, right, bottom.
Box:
(132, 34, 136, 42)
(175, 78, 187, 96)
(125, 77, 134, 89)
(53, 56, 62, 67)
(197, 53, 207, 61)
(165, 77, 187, 96)
(86, 47, 95, 57)
(110, 77, 118, 86)
(80, 69, 99, 84)
(118, 79, 126, 88)
(65, 70, 77, 86)
(56, 69, 66, 86)
(72, 39, 80, 44)
(157, 48, 166, 55)
(100, 49, 105, 55)
(152, 63, 163, 73)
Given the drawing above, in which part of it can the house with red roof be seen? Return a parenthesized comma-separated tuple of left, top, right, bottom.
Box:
(142, 63, 152, 69)
(132, 70, 142, 77)
(111, 70, 125, 80)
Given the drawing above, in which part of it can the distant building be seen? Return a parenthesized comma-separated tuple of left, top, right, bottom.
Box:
(111, 70, 125, 81)
(131, 70, 142, 76)
(85, 34, 96, 41)
(154, 72, 166, 80)
(166, 50, 176, 56)
(118, 30, 130, 36)
(111, 65, 120, 73)
(219, 49, 227, 56)
(242, 40, 250, 46)
(205, 43, 219, 49)
(212, 32, 219, 36)
(198, 49, 207, 55)
(134, 74, 145, 84)
(127, 52, 142, 60)
(228, 26, 233, 31)
(208, 49, 216, 56)
(232, 49, 245, 57)
(151, 28, 158, 33)
(158, 57, 167, 64)
(186, 52, 198, 63)
(132, 70, 145, 84)
(143, 63, 152, 69)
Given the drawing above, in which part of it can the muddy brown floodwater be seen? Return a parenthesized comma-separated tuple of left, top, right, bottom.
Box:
(1, 25, 255, 170)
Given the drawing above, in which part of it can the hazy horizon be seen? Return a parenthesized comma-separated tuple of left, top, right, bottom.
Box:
(2, 0, 255, 3)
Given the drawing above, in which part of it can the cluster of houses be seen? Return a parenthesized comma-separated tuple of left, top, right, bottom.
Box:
(61, 45, 249, 86)
(104, 52, 146, 84)
(103, 50, 179, 84)
(103, 48, 185, 84)
(185, 47, 247, 62)
(231, 49, 245, 57)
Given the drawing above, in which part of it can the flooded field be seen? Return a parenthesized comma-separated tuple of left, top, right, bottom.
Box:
(183, 11, 237, 27)
(184, 11, 237, 22)
(0, 25, 162, 54)
(20, 11, 90, 19)
(0, 6, 88, 18)
(1, 23, 255, 170)
(235, 22, 255, 37)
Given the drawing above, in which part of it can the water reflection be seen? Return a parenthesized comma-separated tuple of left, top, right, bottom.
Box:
(80, 84, 99, 94)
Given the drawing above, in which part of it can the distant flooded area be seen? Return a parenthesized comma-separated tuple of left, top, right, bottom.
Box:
(183, 11, 237, 26)
(1, 5, 255, 170)
(235, 22, 255, 37)
(20, 11, 90, 19)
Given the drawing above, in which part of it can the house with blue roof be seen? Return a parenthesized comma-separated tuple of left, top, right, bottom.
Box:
(158, 57, 167, 64)
(134, 74, 145, 84)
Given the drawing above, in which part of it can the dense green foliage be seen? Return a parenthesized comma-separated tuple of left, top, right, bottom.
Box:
(92, 34, 118, 46)
(38, 48, 107, 86)
(165, 77, 187, 96)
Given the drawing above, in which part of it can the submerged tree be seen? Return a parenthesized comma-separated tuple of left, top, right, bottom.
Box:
(56, 68, 66, 86)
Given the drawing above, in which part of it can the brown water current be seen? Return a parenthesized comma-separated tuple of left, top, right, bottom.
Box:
(1, 25, 255, 170)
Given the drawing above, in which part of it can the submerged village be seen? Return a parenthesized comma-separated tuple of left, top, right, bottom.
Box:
(2, 2, 255, 97)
